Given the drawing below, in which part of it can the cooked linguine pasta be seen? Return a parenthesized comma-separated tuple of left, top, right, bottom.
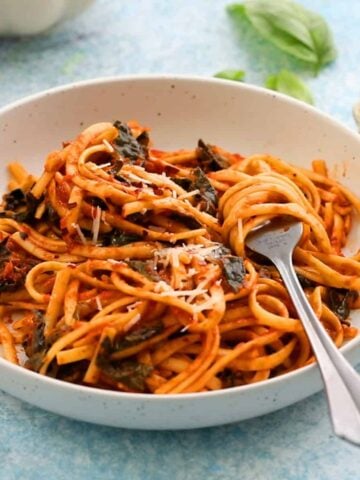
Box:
(0, 120, 358, 394)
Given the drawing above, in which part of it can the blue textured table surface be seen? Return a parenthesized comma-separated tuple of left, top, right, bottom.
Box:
(1, 1, 360, 479)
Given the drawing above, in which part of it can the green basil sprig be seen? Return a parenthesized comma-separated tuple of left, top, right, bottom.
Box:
(265, 69, 314, 104)
(214, 69, 245, 81)
(227, 0, 337, 71)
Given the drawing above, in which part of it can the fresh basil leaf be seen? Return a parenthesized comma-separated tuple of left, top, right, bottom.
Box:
(265, 70, 314, 104)
(214, 69, 245, 81)
(228, 0, 337, 70)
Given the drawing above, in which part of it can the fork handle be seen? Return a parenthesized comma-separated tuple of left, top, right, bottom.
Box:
(274, 254, 360, 445)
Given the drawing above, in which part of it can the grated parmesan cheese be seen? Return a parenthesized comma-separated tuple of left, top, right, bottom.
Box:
(91, 206, 102, 245)
(102, 139, 115, 153)
(95, 296, 103, 311)
(124, 313, 142, 332)
(122, 171, 153, 185)
(72, 223, 87, 245)
(93, 161, 112, 169)
(148, 225, 166, 233)
(107, 258, 121, 264)
(178, 189, 200, 201)
(159, 287, 207, 298)
(126, 301, 142, 312)
(171, 250, 180, 268)
(186, 278, 209, 304)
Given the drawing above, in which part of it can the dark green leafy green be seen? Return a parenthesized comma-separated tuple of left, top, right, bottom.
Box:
(43, 203, 60, 225)
(207, 245, 246, 292)
(113, 121, 149, 164)
(88, 196, 108, 211)
(327, 289, 358, 324)
(214, 69, 245, 81)
(196, 140, 230, 172)
(227, 0, 337, 71)
(3, 188, 25, 210)
(170, 213, 203, 230)
(297, 274, 316, 289)
(112, 323, 164, 352)
(99, 358, 153, 391)
(221, 255, 246, 292)
(126, 259, 161, 282)
(24, 311, 49, 372)
(24, 311, 70, 375)
(102, 229, 142, 247)
(192, 167, 218, 216)
(97, 336, 154, 391)
(171, 177, 193, 191)
(2, 188, 42, 224)
(265, 70, 314, 104)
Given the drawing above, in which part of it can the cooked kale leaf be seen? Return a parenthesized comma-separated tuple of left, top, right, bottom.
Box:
(24, 311, 47, 372)
(196, 139, 230, 172)
(99, 358, 153, 392)
(113, 323, 164, 352)
(221, 255, 246, 292)
(171, 168, 218, 216)
(3, 189, 26, 210)
(171, 177, 193, 191)
(126, 259, 161, 282)
(24, 311, 69, 375)
(2, 188, 42, 224)
(171, 213, 203, 230)
(207, 245, 246, 292)
(327, 288, 358, 324)
(192, 167, 218, 216)
(97, 336, 154, 391)
(43, 203, 60, 225)
(113, 121, 149, 164)
(88, 196, 108, 211)
(102, 229, 142, 247)
(297, 274, 316, 289)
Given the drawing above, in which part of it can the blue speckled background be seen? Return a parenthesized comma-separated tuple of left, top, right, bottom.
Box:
(1, 1, 360, 478)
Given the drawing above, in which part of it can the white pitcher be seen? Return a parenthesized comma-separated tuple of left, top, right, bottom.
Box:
(0, 0, 94, 35)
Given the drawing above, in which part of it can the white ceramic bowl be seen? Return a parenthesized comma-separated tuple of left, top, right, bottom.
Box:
(0, 0, 94, 36)
(1, 76, 360, 430)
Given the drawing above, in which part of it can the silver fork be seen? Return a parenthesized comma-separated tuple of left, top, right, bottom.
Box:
(246, 218, 360, 445)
